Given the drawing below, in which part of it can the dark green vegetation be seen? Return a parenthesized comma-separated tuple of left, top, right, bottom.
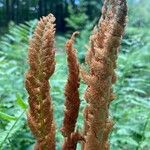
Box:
(0, 0, 102, 34)
(0, 0, 150, 150)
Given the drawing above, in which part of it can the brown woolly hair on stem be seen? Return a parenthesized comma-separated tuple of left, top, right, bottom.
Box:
(61, 32, 83, 150)
(81, 0, 127, 150)
(25, 14, 56, 150)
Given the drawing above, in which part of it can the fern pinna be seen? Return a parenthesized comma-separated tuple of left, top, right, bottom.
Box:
(25, 0, 127, 149)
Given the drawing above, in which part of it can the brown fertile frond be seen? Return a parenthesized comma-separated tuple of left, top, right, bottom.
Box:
(25, 14, 56, 150)
(61, 32, 82, 150)
(81, 0, 127, 150)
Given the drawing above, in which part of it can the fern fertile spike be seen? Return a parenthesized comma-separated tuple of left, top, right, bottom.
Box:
(81, 0, 127, 149)
(25, 14, 56, 150)
(61, 32, 82, 150)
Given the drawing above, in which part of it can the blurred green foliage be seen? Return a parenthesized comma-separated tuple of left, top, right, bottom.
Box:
(128, 0, 150, 27)
(0, 0, 150, 150)
(0, 20, 37, 150)
(110, 28, 150, 150)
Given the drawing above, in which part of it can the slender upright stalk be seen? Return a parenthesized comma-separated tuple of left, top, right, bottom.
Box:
(81, 0, 127, 149)
(25, 14, 56, 150)
(61, 32, 83, 150)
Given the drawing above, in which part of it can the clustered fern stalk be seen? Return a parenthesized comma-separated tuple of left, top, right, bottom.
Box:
(81, 0, 127, 149)
(25, 0, 127, 149)
(61, 32, 83, 150)
(25, 14, 56, 149)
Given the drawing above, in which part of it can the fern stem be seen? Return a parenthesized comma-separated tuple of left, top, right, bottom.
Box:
(0, 110, 26, 149)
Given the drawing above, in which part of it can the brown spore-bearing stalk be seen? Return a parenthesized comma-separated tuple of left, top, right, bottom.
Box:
(61, 32, 83, 150)
(81, 0, 127, 150)
(25, 14, 56, 150)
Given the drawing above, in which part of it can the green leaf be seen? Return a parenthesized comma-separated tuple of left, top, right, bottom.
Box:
(16, 94, 27, 110)
(0, 112, 17, 121)
(0, 131, 8, 143)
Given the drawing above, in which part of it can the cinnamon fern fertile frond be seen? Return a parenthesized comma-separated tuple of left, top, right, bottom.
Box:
(81, 0, 127, 150)
(25, 14, 56, 150)
(61, 32, 82, 150)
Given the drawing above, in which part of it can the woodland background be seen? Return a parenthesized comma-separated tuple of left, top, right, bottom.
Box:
(0, 0, 150, 150)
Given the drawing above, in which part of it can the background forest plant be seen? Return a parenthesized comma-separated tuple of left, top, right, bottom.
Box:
(0, 0, 150, 150)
